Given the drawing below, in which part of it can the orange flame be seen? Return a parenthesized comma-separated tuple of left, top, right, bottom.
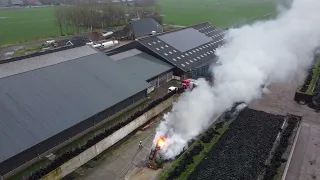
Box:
(157, 137, 166, 148)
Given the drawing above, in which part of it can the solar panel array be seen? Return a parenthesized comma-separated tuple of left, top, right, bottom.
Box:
(157, 28, 212, 52)
(138, 22, 226, 71)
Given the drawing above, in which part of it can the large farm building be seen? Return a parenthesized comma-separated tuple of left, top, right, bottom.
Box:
(107, 22, 226, 79)
(0, 22, 225, 178)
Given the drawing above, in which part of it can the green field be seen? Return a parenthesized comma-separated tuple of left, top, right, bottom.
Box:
(159, 0, 277, 27)
(0, 0, 277, 45)
(0, 7, 60, 45)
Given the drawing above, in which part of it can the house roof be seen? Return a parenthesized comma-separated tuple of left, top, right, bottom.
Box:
(131, 18, 163, 38)
(8, 0, 23, 5)
(137, 22, 226, 72)
(110, 49, 173, 81)
(0, 0, 8, 6)
(0, 46, 150, 164)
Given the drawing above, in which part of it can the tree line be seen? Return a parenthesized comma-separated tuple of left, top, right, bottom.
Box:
(54, 3, 162, 36)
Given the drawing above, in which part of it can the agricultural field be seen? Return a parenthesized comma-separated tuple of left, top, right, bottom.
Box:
(0, 7, 60, 45)
(0, 0, 277, 46)
(159, 0, 277, 27)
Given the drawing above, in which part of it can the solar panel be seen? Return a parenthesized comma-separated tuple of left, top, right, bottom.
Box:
(157, 28, 212, 52)
(138, 23, 225, 71)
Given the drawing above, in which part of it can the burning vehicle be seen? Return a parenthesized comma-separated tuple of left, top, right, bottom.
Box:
(147, 137, 166, 170)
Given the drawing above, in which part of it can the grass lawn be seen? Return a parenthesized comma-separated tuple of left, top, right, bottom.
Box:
(159, 0, 277, 28)
(0, 7, 60, 45)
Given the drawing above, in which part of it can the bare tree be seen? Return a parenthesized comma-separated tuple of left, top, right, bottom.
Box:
(54, 6, 65, 36)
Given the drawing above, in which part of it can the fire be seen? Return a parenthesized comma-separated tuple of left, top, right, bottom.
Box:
(157, 137, 166, 148)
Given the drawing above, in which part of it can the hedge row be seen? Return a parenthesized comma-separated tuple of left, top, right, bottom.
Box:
(166, 144, 204, 180)
(165, 120, 225, 180)
(297, 57, 320, 95)
(25, 88, 184, 180)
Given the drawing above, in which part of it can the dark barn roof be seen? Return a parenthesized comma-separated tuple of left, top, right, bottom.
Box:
(131, 18, 163, 38)
(0, 46, 149, 164)
(110, 49, 173, 81)
(137, 22, 226, 72)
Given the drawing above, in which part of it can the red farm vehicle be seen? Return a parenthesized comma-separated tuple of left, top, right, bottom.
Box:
(182, 79, 198, 91)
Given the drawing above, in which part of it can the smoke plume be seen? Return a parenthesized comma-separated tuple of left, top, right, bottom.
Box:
(154, 0, 320, 159)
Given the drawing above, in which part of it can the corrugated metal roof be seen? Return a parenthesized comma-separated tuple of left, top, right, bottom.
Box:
(0, 46, 97, 79)
(115, 50, 173, 81)
(137, 22, 226, 72)
(110, 49, 142, 61)
(131, 18, 163, 37)
(0, 52, 150, 163)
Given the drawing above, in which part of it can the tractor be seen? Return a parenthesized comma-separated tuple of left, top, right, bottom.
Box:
(147, 138, 165, 170)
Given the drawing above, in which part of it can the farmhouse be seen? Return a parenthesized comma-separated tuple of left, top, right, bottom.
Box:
(107, 22, 226, 79)
(114, 18, 163, 40)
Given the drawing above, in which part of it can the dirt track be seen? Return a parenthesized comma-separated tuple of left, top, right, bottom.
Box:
(249, 82, 320, 124)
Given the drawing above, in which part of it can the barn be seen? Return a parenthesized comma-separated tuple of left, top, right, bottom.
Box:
(106, 22, 226, 80)
(109, 48, 174, 92)
(0, 45, 150, 176)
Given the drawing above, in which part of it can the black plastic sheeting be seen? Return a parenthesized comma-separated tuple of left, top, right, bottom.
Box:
(23, 88, 183, 180)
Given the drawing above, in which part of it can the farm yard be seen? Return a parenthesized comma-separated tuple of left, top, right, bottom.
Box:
(0, 0, 277, 45)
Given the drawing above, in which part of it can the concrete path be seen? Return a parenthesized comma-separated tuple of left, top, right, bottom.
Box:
(66, 119, 165, 180)
(284, 122, 320, 180)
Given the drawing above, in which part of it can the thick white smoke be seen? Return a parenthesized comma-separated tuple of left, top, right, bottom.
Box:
(154, 0, 320, 159)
